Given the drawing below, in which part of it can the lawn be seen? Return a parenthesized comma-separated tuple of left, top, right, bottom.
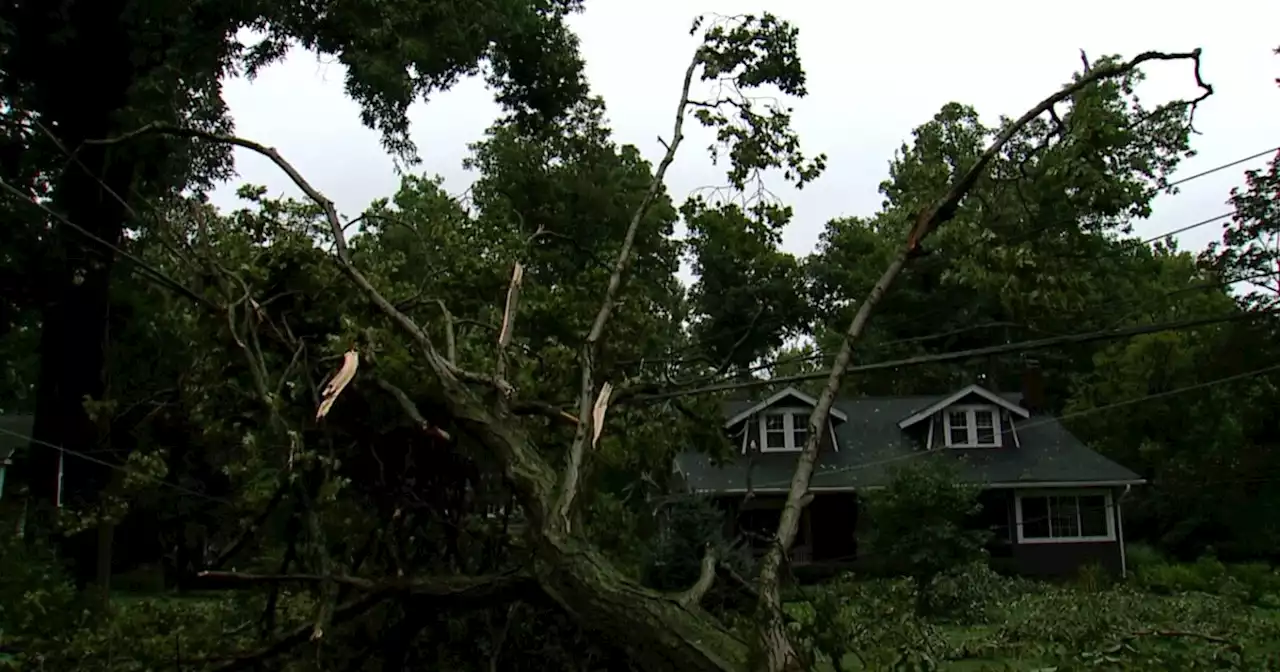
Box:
(786, 565, 1280, 670)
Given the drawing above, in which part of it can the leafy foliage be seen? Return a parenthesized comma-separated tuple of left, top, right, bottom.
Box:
(863, 461, 990, 615)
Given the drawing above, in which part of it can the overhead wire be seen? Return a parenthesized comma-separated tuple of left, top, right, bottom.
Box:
(637, 308, 1278, 401)
(649, 144, 1280, 376)
(0, 422, 233, 505)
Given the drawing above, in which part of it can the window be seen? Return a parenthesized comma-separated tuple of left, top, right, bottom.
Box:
(758, 411, 811, 452)
(942, 405, 1002, 447)
(1016, 491, 1114, 543)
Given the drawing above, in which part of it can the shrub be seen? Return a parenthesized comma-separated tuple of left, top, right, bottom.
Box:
(1133, 554, 1280, 606)
(1124, 541, 1165, 573)
(863, 460, 989, 615)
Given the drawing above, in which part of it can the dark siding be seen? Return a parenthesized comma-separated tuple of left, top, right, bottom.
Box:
(1008, 486, 1125, 578)
(1012, 541, 1123, 578)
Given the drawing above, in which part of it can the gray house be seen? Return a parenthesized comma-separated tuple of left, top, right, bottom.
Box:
(673, 368, 1144, 578)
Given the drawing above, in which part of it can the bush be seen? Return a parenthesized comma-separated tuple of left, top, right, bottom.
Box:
(863, 460, 989, 615)
(1124, 541, 1165, 573)
(1133, 553, 1280, 606)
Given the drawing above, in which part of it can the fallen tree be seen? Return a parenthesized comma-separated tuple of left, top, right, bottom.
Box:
(102, 15, 1214, 670)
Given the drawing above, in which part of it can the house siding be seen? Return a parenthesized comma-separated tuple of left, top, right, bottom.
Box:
(1011, 540, 1123, 578)
(1005, 486, 1125, 578)
(716, 487, 1123, 579)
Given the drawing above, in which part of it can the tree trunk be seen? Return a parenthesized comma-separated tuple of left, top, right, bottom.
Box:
(534, 536, 749, 672)
(96, 517, 116, 609)
(9, 0, 139, 568)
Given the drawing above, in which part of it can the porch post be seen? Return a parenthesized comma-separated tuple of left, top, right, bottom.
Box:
(1116, 486, 1129, 578)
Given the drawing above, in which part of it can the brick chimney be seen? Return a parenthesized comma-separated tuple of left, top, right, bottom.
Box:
(1021, 358, 1045, 414)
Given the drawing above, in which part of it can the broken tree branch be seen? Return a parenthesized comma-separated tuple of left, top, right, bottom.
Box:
(752, 48, 1214, 672)
(554, 46, 703, 533)
(197, 568, 533, 597)
(677, 544, 717, 608)
(98, 123, 562, 526)
(375, 377, 453, 440)
(432, 298, 458, 364)
(496, 261, 524, 383)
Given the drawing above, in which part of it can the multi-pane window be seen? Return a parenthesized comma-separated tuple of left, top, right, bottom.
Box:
(943, 406, 1001, 447)
(1017, 493, 1113, 543)
(759, 411, 811, 452)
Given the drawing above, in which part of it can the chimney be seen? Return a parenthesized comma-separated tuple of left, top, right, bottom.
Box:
(1021, 358, 1045, 414)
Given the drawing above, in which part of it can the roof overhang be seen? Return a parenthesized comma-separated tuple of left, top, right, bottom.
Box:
(695, 479, 1146, 496)
(897, 384, 1030, 429)
(722, 386, 848, 429)
(983, 479, 1146, 489)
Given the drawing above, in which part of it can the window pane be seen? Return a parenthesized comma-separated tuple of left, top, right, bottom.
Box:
(1020, 496, 1050, 538)
(764, 430, 788, 450)
(1079, 495, 1109, 537)
(1050, 496, 1081, 537)
(974, 410, 996, 444)
(765, 415, 785, 430)
(947, 411, 969, 444)
(793, 428, 808, 449)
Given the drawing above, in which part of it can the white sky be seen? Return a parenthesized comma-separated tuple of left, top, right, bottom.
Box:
(214, 0, 1280, 271)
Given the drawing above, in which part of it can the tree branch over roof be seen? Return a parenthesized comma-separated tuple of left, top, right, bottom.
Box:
(751, 48, 1214, 672)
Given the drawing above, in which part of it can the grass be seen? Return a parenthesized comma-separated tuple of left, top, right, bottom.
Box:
(789, 571, 1280, 671)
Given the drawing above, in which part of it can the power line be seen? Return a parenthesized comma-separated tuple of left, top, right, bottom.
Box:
(0, 423, 232, 505)
(634, 147, 1280, 373)
(743, 360, 1280, 491)
(637, 308, 1277, 401)
(733, 267, 1276, 378)
(0, 176, 216, 310)
(999, 144, 1278, 249)
(1164, 146, 1280, 189)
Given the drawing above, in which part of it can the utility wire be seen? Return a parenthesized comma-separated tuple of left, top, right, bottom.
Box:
(0, 176, 216, 310)
(742, 360, 1280, 491)
(637, 309, 1277, 401)
(661, 145, 1280, 371)
(999, 145, 1278, 248)
(0, 423, 232, 505)
(751, 267, 1280, 377)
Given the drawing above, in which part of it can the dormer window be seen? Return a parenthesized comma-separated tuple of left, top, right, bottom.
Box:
(760, 411, 808, 452)
(944, 405, 1001, 448)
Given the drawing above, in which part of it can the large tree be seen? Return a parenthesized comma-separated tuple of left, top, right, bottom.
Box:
(805, 59, 1211, 403)
(0, 0, 588, 541)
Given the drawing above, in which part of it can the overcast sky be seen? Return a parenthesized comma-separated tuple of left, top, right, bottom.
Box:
(214, 0, 1280, 269)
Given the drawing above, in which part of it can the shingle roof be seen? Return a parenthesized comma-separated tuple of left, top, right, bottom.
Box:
(0, 414, 33, 464)
(674, 392, 1142, 493)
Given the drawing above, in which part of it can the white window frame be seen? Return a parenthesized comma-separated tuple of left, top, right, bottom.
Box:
(942, 405, 1002, 448)
(1014, 489, 1116, 544)
(758, 408, 812, 453)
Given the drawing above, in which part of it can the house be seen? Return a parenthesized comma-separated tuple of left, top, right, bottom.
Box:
(671, 365, 1145, 579)
(0, 415, 34, 501)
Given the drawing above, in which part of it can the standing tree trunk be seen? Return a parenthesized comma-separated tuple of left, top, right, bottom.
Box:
(4, 1, 143, 588)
